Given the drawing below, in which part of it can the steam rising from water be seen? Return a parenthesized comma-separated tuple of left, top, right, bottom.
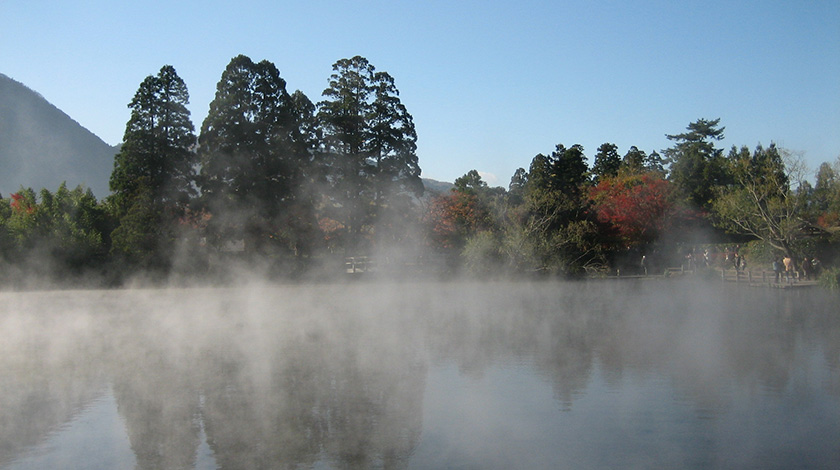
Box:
(1, 279, 838, 468)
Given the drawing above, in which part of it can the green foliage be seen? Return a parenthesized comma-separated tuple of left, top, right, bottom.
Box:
(818, 267, 840, 290)
(109, 65, 196, 268)
(198, 55, 317, 255)
(427, 160, 603, 276)
(622, 146, 647, 175)
(592, 143, 621, 183)
(462, 231, 504, 276)
(512, 147, 601, 275)
(110, 65, 196, 215)
(527, 144, 590, 199)
(814, 162, 840, 209)
(10, 60, 840, 282)
(712, 144, 804, 256)
(0, 183, 109, 274)
(810, 158, 840, 231)
(42, 185, 109, 267)
(497, 223, 536, 273)
(507, 168, 527, 206)
(454, 170, 488, 194)
(737, 240, 776, 267)
(109, 185, 166, 268)
(664, 118, 727, 210)
(528, 219, 601, 276)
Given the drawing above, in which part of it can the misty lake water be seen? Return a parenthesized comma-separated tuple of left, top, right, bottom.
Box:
(0, 280, 837, 469)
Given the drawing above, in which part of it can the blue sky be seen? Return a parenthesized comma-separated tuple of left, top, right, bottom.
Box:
(2, 0, 838, 185)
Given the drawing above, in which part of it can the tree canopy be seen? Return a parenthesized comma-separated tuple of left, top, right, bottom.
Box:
(5, 58, 840, 285)
(664, 118, 727, 210)
(711, 144, 807, 256)
(197, 55, 317, 255)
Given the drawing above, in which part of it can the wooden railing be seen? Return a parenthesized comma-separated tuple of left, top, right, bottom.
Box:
(719, 268, 812, 286)
(345, 256, 373, 274)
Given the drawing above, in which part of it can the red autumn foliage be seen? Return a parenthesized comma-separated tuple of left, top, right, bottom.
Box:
(424, 191, 491, 249)
(589, 173, 676, 246)
(9, 193, 34, 214)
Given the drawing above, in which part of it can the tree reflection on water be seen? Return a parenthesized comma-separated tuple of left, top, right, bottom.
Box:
(0, 280, 837, 469)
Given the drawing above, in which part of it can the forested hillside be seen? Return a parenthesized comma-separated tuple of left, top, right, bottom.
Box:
(0, 73, 117, 198)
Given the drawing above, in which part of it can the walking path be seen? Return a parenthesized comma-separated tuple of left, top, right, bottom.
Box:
(719, 268, 819, 289)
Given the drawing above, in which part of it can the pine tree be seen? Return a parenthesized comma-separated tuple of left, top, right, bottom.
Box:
(663, 118, 727, 210)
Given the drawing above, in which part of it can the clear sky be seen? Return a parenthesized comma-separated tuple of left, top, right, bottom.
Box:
(2, 0, 838, 186)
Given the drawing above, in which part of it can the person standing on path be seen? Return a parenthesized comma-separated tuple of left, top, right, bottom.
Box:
(783, 255, 795, 282)
(801, 257, 813, 280)
(772, 258, 782, 283)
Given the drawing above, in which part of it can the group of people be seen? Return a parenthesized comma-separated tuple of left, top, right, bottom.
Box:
(687, 246, 746, 271)
(773, 255, 821, 282)
(681, 245, 823, 284)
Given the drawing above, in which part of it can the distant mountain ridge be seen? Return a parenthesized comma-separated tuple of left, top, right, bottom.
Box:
(0, 73, 117, 199)
(421, 178, 453, 196)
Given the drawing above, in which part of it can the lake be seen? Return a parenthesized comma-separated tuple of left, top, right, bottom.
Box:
(0, 279, 837, 469)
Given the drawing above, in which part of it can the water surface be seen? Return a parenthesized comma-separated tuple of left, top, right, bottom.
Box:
(1, 280, 837, 469)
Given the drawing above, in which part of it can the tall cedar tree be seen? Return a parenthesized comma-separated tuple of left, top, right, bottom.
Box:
(591, 143, 621, 183)
(109, 65, 196, 267)
(622, 146, 648, 174)
(317, 56, 422, 252)
(110, 65, 196, 214)
(198, 55, 318, 255)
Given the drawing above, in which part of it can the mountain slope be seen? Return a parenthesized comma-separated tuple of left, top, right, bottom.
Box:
(0, 73, 117, 199)
(421, 178, 454, 196)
